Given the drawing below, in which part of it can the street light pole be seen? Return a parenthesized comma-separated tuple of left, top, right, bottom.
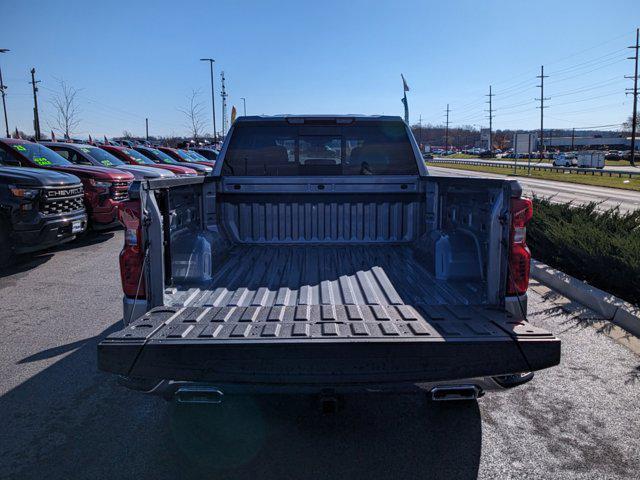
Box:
(200, 58, 217, 142)
(240, 97, 246, 116)
(0, 49, 9, 138)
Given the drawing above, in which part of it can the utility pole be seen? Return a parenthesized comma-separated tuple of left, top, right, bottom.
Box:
(571, 127, 575, 150)
(200, 58, 217, 142)
(0, 49, 9, 138)
(536, 65, 549, 159)
(626, 28, 639, 167)
(444, 104, 451, 154)
(220, 71, 228, 136)
(29, 68, 41, 141)
(418, 114, 423, 146)
(145, 118, 149, 141)
(240, 97, 246, 116)
(485, 85, 495, 152)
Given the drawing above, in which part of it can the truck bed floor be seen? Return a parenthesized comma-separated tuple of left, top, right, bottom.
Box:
(167, 245, 484, 309)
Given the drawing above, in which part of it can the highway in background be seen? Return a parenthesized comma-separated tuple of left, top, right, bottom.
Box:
(434, 157, 640, 174)
(428, 165, 640, 212)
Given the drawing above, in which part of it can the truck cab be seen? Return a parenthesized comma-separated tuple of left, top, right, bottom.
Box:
(99, 115, 560, 402)
(0, 164, 87, 266)
(0, 139, 134, 230)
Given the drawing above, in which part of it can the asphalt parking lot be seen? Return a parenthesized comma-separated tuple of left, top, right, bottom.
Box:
(1, 231, 639, 480)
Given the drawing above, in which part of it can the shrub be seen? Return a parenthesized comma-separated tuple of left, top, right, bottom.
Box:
(528, 198, 640, 306)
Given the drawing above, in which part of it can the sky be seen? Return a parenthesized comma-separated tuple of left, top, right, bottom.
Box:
(1, 0, 638, 138)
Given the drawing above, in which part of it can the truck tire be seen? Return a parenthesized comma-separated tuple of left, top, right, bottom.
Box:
(0, 219, 13, 267)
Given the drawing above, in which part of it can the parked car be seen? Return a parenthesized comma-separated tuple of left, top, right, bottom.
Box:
(423, 152, 434, 160)
(0, 139, 133, 229)
(133, 146, 212, 176)
(100, 145, 198, 177)
(553, 152, 577, 167)
(42, 142, 177, 182)
(99, 115, 560, 404)
(157, 146, 215, 168)
(0, 165, 87, 266)
(191, 147, 218, 161)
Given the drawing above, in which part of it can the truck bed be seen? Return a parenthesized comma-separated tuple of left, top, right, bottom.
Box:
(99, 245, 560, 385)
(167, 245, 483, 309)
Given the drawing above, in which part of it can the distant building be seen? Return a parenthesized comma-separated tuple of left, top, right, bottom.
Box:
(541, 135, 630, 150)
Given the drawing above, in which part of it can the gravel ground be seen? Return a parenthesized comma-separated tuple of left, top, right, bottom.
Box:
(0, 231, 638, 480)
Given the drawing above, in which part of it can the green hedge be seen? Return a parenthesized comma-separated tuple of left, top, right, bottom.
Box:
(528, 198, 640, 306)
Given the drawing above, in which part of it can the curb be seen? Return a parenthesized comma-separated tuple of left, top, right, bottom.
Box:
(530, 259, 640, 338)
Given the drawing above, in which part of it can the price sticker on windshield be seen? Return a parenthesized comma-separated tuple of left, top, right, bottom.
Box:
(100, 160, 113, 166)
(13, 145, 27, 152)
(33, 156, 53, 166)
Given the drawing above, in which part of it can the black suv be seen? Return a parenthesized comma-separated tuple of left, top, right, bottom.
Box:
(0, 165, 87, 266)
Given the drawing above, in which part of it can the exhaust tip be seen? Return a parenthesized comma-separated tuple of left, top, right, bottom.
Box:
(430, 385, 480, 402)
(175, 386, 224, 404)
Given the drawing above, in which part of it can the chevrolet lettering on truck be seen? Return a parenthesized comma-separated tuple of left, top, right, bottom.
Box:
(98, 115, 560, 404)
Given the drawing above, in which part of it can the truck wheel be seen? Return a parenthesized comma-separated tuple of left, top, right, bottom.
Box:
(0, 221, 14, 268)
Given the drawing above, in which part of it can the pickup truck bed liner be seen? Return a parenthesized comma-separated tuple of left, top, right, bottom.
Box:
(167, 245, 483, 308)
(99, 246, 560, 385)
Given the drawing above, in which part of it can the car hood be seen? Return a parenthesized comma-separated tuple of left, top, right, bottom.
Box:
(47, 165, 134, 181)
(180, 163, 212, 174)
(147, 164, 198, 176)
(115, 165, 176, 179)
(0, 166, 81, 187)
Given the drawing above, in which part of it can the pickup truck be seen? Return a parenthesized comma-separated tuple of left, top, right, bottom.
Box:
(0, 165, 86, 266)
(41, 142, 177, 181)
(98, 115, 560, 403)
(133, 146, 213, 176)
(100, 145, 199, 177)
(0, 139, 133, 229)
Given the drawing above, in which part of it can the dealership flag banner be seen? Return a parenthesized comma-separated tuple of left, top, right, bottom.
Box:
(231, 106, 237, 124)
(401, 74, 410, 124)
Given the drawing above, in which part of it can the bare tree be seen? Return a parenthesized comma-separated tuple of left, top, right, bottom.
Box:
(122, 130, 133, 139)
(49, 79, 81, 139)
(179, 89, 207, 139)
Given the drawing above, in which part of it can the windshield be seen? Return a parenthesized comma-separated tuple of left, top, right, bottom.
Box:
(82, 146, 126, 166)
(222, 121, 416, 176)
(184, 150, 210, 162)
(123, 148, 155, 165)
(10, 142, 72, 167)
(170, 149, 197, 162)
(144, 148, 179, 164)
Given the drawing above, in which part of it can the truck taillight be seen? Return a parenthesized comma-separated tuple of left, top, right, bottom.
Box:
(118, 200, 145, 299)
(507, 197, 533, 296)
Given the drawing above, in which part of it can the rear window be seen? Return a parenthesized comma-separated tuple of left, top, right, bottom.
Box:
(222, 121, 417, 176)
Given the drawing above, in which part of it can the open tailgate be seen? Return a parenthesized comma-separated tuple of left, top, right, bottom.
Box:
(98, 304, 560, 384)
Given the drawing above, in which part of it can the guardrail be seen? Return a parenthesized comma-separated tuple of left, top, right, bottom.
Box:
(427, 158, 640, 179)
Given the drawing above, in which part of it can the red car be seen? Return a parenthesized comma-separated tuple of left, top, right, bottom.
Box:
(157, 147, 216, 169)
(100, 145, 198, 177)
(0, 138, 133, 229)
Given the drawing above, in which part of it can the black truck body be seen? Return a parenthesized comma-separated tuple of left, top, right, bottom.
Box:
(0, 166, 87, 264)
(98, 116, 560, 399)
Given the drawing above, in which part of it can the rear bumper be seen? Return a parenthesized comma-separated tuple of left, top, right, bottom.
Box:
(12, 211, 87, 253)
(118, 375, 518, 398)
